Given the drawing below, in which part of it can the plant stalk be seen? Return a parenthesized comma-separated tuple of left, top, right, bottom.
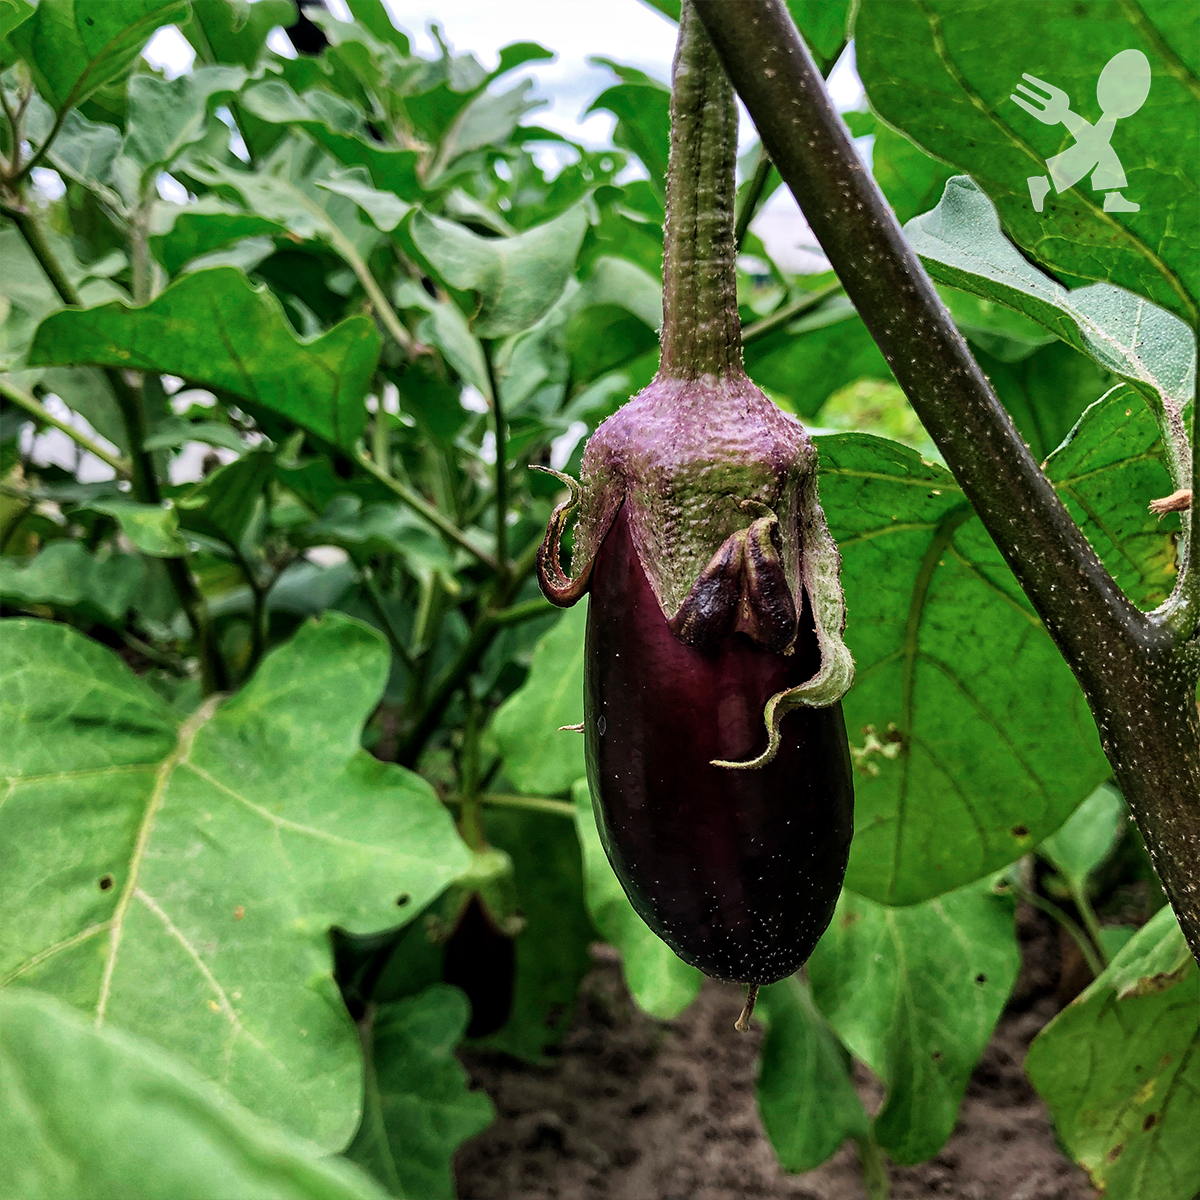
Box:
(693, 0, 1200, 964)
(483, 340, 509, 572)
(0, 377, 131, 476)
(658, 3, 744, 381)
(740, 281, 843, 346)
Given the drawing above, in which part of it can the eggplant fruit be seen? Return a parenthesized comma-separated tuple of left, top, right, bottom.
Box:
(535, 4, 855, 1010)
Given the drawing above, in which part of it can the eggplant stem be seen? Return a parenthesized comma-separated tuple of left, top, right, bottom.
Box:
(734, 983, 759, 1032)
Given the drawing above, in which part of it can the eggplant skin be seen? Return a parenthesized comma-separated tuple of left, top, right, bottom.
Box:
(585, 506, 854, 984)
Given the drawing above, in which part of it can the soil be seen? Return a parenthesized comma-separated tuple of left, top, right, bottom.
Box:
(454, 903, 1097, 1200)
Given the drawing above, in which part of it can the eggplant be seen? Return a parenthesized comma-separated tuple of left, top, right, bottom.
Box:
(441, 894, 516, 1038)
(535, 4, 855, 1024)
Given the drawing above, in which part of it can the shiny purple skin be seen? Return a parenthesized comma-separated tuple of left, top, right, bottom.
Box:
(585, 506, 854, 984)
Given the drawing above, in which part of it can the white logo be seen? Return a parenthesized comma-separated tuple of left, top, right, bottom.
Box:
(1011, 49, 1150, 213)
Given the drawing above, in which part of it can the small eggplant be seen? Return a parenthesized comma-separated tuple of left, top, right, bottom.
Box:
(441, 894, 516, 1038)
(535, 3, 854, 1020)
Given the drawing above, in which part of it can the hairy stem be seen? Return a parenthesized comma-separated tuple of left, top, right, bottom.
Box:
(658, 3, 743, 380)
(694, 0, 1200, 964)
(0, 376, 130, 476)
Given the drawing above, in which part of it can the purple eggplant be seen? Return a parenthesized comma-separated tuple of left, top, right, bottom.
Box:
(535, 5, 855, 1017)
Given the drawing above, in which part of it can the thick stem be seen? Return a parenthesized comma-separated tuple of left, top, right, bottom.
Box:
(658, 2, 743, 381)
(854, 1131, 891, 1200)
(694, 0, 1200, 963)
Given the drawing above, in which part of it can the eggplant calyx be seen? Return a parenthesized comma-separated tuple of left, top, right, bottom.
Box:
(532, 466, 605, 606)
(667, 508, 797, 652)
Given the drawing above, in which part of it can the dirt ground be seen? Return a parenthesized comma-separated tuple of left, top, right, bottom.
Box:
(454, 904, 1096, 1200)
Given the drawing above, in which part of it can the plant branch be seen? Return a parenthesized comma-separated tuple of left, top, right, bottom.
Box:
(355, 450, 498, 571)
(740, 280, 843, 346)
(359, 565, 417, 673)
(694, 0, 1200, 962)
(0, 376, 131, 476)
(5, 98, 69, 187)
(734, 148, 774, 251)
(482, 340, 510, 573)
(322, 222, 414, 354)
(1018, 887, 1106, 979)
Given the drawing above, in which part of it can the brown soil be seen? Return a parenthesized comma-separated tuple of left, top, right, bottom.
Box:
(454, 904, 1096, 1200)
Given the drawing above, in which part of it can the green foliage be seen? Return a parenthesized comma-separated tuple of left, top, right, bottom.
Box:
(1027, 907, 1199, 1200)
(857, 0, 1200, 323)
(2, 0, 1196, 1193)
(0, 989, 392, 1200)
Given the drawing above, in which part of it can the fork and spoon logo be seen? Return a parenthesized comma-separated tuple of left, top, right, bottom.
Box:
(1011, 48, 1151, 213)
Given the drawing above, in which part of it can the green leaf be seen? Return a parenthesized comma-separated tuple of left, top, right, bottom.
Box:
(476, 807, 593, 1062)
(316, 175, 412, 233)
(28, 267, 381, 451)
(10, 0, 189, 114)
(755, 975, 868, 1173)
(1039, 782, 1125, 895)
(821, 389, 1174, 905)
(0, 0, 35, 66)
(586, 66, 670, 201)
(857, 0, 1199, 323)
(1026, 906, 1199, 1199)
(411, 204, 589, 339)
(807, 879, 1019, 1163)
(240, 81, 423, 197)
(490, 604, 587, 797)
(123, 65, 249, 183)
(745, 300, 893, 418)
(0, 989, 394, 1200)
(176, 448, 274, 546)
(0, 541, 144, 627)
(785, 1, 850, 75)
(303, 495, 458, 580)
(182, 0, 296, 69)
(348, 986, 495, 1200)
(83, 498, 189, 557)
(870, 119, 957, 227)
(571, 780, 701, 1020)
(150, 199, 285, 276)
(903, 178, 1195, 426)
(0, 614, 471, 1148)
(429, 79, 545, 184)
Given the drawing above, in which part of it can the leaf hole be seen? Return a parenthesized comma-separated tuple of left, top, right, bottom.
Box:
(98, 874, 114, 891)
(975, 973, 987, 985)
(931, 1049, 943, 1061)
(395, 893, 411, 907)
(1011, 824, 1029, 838)
(1142, 1113, 1157, 1131)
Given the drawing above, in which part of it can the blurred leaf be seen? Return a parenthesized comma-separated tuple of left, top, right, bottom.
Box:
(477, 807, 592, 1062)
(938, 286, 1057, 363)
(490, 604, 586, 797)
(177, 448, 275, 546)
(28, 267, 380, 450)
(316, 175, 411, 232)
(0, 614, 471, 1148)
(411, 204, 589, 339)
(745, 300, 893, 418)
(122, 66, 249, 183)
(10, 0, 188, 113)
(587, 63, 670, 200)
(429, 78, 546, 184)
(1026, 906, 1199, 1200)
(0, 990, 394, 1200)
(182, 0, 296, 69)
(83, 498, 189, 557)
(347, 985, 495, 1200)
(808, 879, 1019, 1163)
(150, 199, 285, 276)
(755, 975, 868, 1173)
(571, 780, 701, 1020)
(241, 81, 423, 197)
(1039, 781, 1125, 896)
(904, 179, 1195, 423)
(869, 119, 957, 227)
(821, 389, 1174, 905)
(857, 0, 1199, 323)
(0, 541, 144, 627)
(0, 0, 35, 66)
(304, 495, 458, 579)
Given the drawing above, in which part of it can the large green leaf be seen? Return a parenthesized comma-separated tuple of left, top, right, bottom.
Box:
(571, 780, 701, 1020)
(822, 386, 1175, 905)
(857, 0, 1200, 323)
(0, 614, 471, 1148)
(347, 986, 495, 1200)
(0, 541, 144, 627)
(903, 178, 1195, 452)
(0, 990, 392, 1200)
(410, 205, 589, 340)
(1039, 781, 1125, 896)
(807, 879, 1019, 1164)
(1026, 906, 1199, 1200)
(755, 975, 868, 1174)
(9, 0, 188, 113)
(489, 604, 587, 797)
(27, 267, 380, 450)
(150, 199, 285, 276)
(586, 63, 670, 202)
(181, 0, 295, 70)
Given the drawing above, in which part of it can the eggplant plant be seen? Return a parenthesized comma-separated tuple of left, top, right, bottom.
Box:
(0, 1, 1196, 1198)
